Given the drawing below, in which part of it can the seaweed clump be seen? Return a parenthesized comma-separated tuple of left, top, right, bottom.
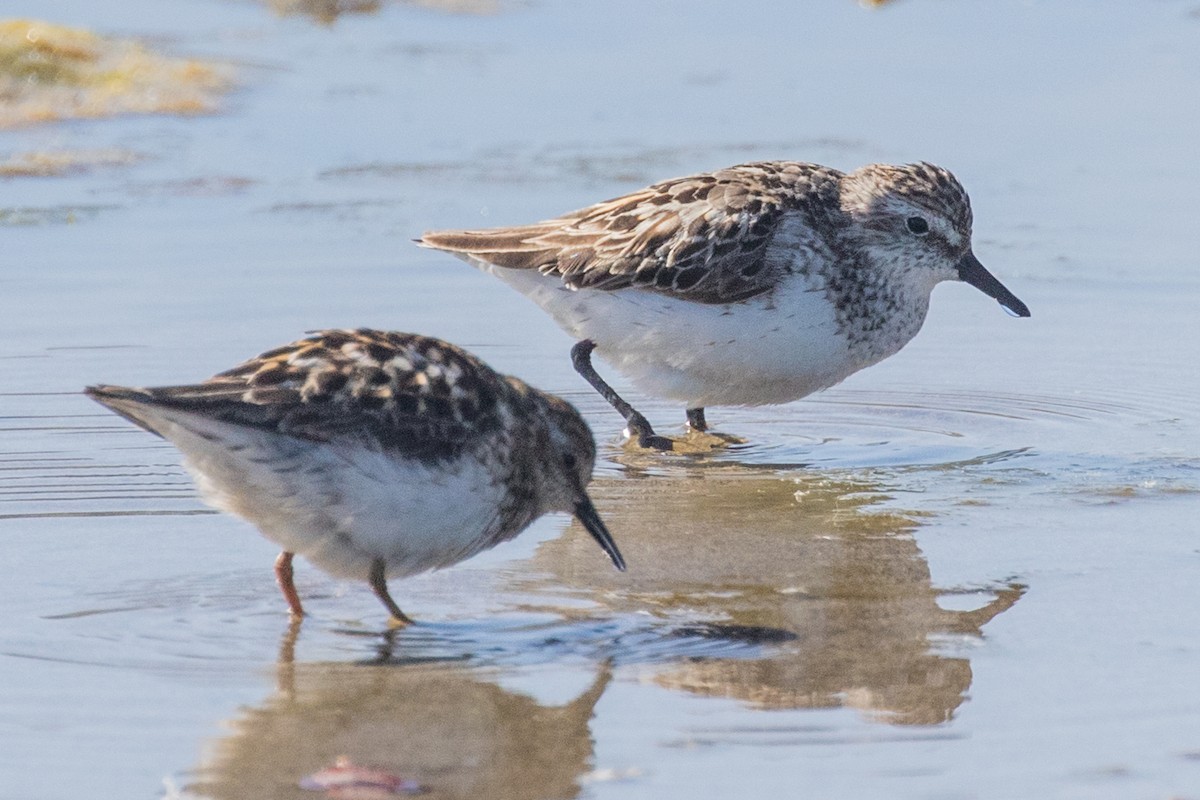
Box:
(0, 19, 232, 128)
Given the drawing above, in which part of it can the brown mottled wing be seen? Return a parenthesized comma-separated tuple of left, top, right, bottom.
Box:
(421, 161, 843, 305)
(92, 330, 513, 460)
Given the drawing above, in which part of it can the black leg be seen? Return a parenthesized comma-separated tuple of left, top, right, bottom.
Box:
(686, 407, 707, 432)
(570, 340, 673, 450)
(369, 558, 415, 627)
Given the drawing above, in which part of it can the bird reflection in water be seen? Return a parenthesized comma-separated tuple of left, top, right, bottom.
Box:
(193, 640, 612, 800)
(264, 0, 502, 24)
(523, 466, 1023, 725)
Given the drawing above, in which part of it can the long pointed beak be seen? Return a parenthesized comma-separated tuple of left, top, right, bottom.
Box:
(956, 251, 1030, 318)
(574, 494, 626, 572)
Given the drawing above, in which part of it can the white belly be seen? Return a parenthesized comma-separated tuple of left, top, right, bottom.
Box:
(482, 262, 894, 408)
(146, 408, 516, 581)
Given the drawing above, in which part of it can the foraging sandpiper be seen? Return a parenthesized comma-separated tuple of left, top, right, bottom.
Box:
(86, 328, 624, 624)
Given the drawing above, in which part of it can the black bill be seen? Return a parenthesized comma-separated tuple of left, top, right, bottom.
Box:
(574, 494, 626, 572)
(956, 250, 1031, 318)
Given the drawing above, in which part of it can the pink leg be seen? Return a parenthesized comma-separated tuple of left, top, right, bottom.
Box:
(274, 551, 305, 617)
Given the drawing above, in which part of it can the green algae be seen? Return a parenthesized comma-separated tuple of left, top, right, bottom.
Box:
(0, 19, 232, 128)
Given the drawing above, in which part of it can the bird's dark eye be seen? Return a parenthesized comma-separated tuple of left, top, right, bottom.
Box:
(906, 216, 930, 235)
(562, 453, 577, 471)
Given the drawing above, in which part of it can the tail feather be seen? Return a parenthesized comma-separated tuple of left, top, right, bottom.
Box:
(85, 382, 255, 438)
(419, 227, 572, 271)
(420, 226, 556, 253)
(85, 385, 169, 438)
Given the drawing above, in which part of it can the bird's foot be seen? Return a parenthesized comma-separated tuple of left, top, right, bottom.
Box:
(386, 613, 415, 630)
(623, 413, 674, 451)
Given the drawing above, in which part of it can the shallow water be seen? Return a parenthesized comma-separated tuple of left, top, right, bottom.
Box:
(3, 1, 1200, 798)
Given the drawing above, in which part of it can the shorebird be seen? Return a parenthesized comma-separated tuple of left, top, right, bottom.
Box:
(420, 161, 1030, 450)
(86, 328, 625, 624)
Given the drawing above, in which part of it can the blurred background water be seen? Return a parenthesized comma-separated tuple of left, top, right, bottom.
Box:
(2, 1, 1199, 798)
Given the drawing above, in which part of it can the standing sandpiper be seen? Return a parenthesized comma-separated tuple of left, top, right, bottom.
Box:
(86, 329, 625, 625)
(420, 161, 1030, 450)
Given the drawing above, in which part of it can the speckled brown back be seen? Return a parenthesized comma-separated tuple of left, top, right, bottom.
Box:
(125, 329, 529, 460)
(422, 161, 846, 305)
